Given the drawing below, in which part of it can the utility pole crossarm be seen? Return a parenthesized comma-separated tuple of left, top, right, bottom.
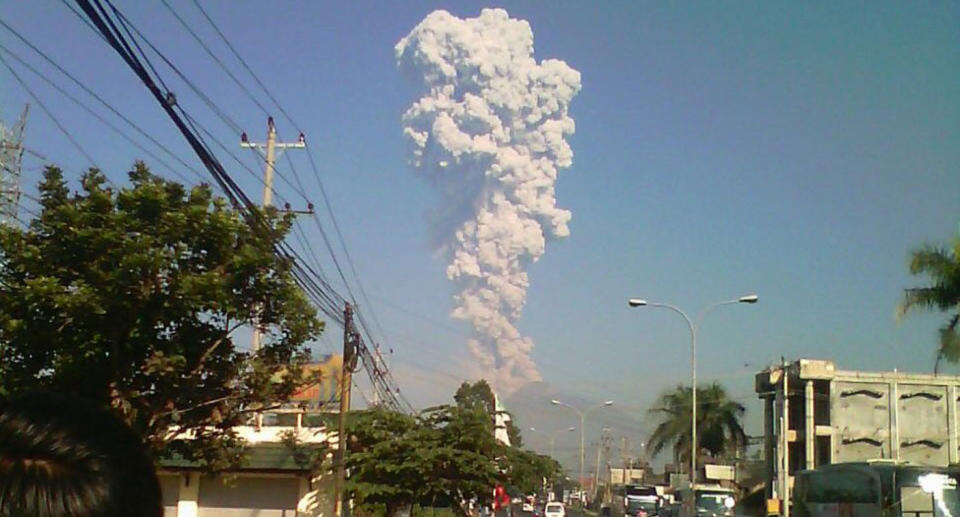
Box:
(240, 116, 306, 209)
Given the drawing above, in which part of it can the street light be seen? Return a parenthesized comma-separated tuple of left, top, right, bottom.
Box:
(551, 399, 614, 497)
(530, 426, 577, 458)
(627, 294, 757, 486)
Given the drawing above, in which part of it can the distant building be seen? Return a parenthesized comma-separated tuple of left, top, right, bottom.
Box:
(159, 410, 334, 517)
(160, 359, 343, 517)
(755, 358, 960, 501)
(494, 392, 512, 446)
(609, 467, 646, 485)
(288, 354, 342, 410)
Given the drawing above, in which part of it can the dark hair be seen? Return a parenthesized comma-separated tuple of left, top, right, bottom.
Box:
(0, 392, 162, 517)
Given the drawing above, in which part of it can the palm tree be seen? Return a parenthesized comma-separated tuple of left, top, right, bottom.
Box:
(898, 236, 960, 373)
(647, 383, 747, 471)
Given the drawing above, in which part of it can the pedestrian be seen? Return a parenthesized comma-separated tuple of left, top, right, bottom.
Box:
(0, 391, 162, 516)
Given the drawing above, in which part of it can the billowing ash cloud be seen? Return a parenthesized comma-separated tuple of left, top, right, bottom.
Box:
(396, 8, 581, 393)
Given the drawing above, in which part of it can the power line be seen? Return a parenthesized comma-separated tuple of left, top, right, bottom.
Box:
(181, 112, 291, 207)
(0, 56, 101, 175)
(106, 5, 243, 135)
(306, 149, 387, 346)
(101, 7, 313, 207)
(71, 0, 413, 413)
(0, 45, 199, 185)
(187, 0, 299, 151)
(0, 19, 205, 184)
(159, 0, 270, 117)
(290, 216, 330, 282)
(180, 0, 388, 350)
(104, 1, 171, 96)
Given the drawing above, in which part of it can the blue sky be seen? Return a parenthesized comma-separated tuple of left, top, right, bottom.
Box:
(2, 1, 959, 442)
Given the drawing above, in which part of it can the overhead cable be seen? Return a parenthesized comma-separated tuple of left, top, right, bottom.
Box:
(0, 56, 102, 176)
(71, 0, 412, 413)
(0, 45, 199, 185)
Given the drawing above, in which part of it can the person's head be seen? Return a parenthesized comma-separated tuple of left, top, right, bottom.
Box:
(0, 391, 162, 517)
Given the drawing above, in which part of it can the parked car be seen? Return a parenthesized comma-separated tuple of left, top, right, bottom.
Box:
(545, 502, 565, 517)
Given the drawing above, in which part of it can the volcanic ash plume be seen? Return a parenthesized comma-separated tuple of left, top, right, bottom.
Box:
(396, 9, 581, 393)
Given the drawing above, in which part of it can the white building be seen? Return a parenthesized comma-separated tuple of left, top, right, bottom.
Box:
(494, 393, 512, 446)
(158, 409, 335, 517)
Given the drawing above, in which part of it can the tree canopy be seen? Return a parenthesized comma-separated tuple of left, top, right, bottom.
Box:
(0, 164, 323, 468)
(339, 380, 561, 516)
(898, 235, 960, 372)
(340, 404, 501, 517)
(503, 446, 563, 496)
(454, 379, 523, 447)
(343, 409, 425, 516)
(647, 383, 746, 472)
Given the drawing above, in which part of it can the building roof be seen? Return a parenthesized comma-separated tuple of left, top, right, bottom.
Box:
(159, 443, 326, 473)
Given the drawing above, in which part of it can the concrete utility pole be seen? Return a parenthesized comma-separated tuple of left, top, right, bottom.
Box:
(0, 105, 28, 227)
(334, 303, 358, 517)
(594, 429, 611, 501)
(781, 359, 790, 517)
(621, 436, 631, 471)
(240, 117, 305, 351)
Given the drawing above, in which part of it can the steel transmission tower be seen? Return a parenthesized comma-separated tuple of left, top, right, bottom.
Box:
(0, 105, 29, 226)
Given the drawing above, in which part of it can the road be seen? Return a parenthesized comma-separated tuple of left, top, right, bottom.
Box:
(512, 508, 586, 517)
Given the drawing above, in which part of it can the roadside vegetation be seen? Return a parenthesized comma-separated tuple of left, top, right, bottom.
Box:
(646, 383, 747, 469)
(336, 380, 563, 517)
(0, 163, 323, 469)
(898, 234, 960, 373)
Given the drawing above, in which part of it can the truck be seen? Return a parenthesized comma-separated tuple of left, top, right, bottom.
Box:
(620, 485, 660, 517)
(675, 484, 736, 517)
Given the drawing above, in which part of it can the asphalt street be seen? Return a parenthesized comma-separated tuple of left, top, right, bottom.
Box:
(513, 508, 586, 517)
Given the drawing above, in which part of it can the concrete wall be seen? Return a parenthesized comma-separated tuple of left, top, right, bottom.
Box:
(198, 476, 299, 516)
(159, 474, 180, 517)
(830, 377, 956, 465)
(755, 359, 960, 501)
(160, 472, 335, 517)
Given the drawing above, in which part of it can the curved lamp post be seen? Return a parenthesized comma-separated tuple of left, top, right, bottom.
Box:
(551, 399, 614, 496)
(627, 294, 757, 485)
(530, 426, 577, 458)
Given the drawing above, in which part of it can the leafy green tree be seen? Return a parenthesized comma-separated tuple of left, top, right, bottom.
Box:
(338, 404, 503, 517)
(454, 379, 496, 414)
(339, 382, 557, 516)
(898, 235, 960, 373)
(504, 447, 563, 496)
(343, 409, 425, 517)
(419, 404, 504, 514)
(454, 379, 523, 447)
(647, 383, 746, 470)
(0, 164, 323, 468)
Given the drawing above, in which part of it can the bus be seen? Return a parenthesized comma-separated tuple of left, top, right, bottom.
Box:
(793, 461, 960, 516)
